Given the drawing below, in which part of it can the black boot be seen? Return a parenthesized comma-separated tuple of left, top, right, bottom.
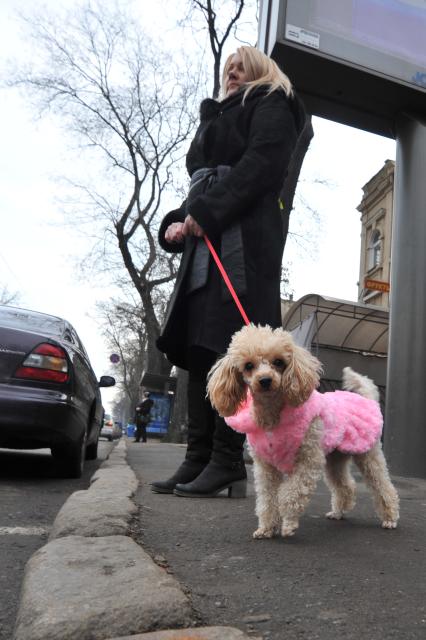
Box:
(151, 349, 216, 495)
(174, 460, 247, 498)
(184, 357, 215, 462)
(151, 459, 206, 494)
(174, 389, 247, 498)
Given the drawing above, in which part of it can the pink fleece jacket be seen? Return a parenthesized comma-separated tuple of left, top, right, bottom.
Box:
(225, 390, 383, 473)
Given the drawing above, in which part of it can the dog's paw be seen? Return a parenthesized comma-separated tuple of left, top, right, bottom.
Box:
(326, 510, 344, 520)
(381, 520, 398, 529)
(253, 527, 275, 539)
(281, 521, 298, 537)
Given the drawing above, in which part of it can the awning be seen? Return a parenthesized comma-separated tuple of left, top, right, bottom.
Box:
(282, 294, 389, 355)
(140, 372, 177, 393)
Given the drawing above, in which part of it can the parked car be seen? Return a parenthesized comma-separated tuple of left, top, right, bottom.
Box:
(100, 414, 121, 441)
(0, 304, 115, 477)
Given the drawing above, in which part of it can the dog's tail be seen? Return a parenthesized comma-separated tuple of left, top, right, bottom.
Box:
(342, 367, 379, 402)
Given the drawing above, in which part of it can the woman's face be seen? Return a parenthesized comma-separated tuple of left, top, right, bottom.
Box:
(224, 52, 248, 97)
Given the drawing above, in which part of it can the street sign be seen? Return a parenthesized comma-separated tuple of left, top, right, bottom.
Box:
(109, 353, 120, 364)
(364, 278, 390, 293)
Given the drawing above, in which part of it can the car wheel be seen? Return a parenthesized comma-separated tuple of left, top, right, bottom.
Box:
(52, 430, 87, 479)
(85, 436, 99, 461)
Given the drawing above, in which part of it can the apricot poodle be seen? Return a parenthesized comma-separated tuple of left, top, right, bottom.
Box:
(207, 324, 399, 539)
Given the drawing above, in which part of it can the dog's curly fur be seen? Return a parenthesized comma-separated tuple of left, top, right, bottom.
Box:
(207, 324, 399, 539)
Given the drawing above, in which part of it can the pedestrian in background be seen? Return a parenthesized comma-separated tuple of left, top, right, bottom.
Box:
(134, 392, 153, 443)
(152, 46, 307, 498)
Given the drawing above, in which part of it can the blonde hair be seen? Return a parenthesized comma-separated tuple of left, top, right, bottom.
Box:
(221, 46, 293, 102)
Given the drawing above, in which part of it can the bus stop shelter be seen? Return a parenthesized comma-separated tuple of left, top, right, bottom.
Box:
(282, 294, 389, 412)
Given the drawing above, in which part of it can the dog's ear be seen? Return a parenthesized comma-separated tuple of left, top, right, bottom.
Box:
(282, 344, 322, 406)
(207, 354, 247, 416)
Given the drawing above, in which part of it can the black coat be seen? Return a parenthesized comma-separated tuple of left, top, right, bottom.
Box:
(134, 398, 153, 425)
(157, 86, 307, 369)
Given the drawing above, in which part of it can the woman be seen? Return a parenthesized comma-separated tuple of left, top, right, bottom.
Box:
(152, 46, 307, 498)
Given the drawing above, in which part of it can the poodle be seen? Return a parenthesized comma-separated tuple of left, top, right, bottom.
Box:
(207, 324, 399, 539)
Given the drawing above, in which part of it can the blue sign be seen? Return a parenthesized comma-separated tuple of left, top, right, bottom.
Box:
(146, 393, 172, 435)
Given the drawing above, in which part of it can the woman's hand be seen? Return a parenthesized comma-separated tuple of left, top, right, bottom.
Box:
(182, 215, 204, 237)
(165, 222, 185, 243)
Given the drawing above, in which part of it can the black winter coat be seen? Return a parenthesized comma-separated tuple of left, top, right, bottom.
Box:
(157, 85, 306, 369)
(134, 398, 153, 426)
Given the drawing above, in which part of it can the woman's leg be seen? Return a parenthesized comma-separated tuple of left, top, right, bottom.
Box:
(184, 349, 216, 464)
(151, 346, 215, 493)
(174, 347, 247, 498)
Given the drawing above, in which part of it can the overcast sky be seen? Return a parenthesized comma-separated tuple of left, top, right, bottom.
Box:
(0, 0, 396, 412)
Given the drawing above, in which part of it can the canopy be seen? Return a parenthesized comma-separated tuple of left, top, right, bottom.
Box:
(282, 294, 389, 355)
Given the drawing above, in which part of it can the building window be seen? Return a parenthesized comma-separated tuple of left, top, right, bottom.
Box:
(368, 229, 382, 270)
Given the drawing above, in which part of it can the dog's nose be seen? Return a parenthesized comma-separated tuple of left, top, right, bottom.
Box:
(259, 377, 272, 390)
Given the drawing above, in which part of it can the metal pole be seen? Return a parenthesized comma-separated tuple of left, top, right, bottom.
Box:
(384, 112, 426, 478)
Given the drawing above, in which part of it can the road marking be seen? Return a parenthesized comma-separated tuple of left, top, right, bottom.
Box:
(0, 526, 48, 536)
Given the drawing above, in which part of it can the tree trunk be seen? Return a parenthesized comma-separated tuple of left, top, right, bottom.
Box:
(280, 115, 314, 218)
(164, 368, 188, 444)
(140, 290, 172, 376)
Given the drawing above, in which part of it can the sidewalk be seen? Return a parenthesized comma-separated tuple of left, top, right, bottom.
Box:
(13, 438, 426, 640)
(126, 440, 426, 640)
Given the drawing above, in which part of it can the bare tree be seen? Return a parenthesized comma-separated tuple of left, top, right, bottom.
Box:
(9, 1, 199, 376)
(185, 0, 246, 98)
(0, 286, 21, 306)
(96, 297, 147, 413)
(166, 367, 188, 444)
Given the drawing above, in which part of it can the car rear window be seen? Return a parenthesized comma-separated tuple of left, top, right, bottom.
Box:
(0, 307, 65, 336)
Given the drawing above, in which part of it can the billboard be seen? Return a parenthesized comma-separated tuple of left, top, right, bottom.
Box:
(259, 0, 426, 137)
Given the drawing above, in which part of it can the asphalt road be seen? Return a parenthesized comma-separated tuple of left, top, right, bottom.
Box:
(128, 441, 426, 640)
(0, 439, 114, 640)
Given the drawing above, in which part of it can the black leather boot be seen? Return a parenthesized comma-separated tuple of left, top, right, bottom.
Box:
(151, 459, 206, 494)
(174, 460, 247, 498)
(151, 350, 216, 495)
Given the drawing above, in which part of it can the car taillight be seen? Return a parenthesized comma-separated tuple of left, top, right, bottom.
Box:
(14, 343, 69, 383)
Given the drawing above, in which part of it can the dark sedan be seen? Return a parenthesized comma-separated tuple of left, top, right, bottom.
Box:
(0, 304, 115, 477)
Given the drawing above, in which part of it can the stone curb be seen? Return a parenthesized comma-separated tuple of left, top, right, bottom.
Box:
(13, 440, 252, 640)
(13, 441, 194, 640)
(49, 441, 138, 540)
(13, 535, 193, 640)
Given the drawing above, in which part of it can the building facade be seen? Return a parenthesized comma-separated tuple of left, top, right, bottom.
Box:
(357, 159, 395, 308)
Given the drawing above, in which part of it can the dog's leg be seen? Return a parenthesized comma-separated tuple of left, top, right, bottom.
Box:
(353, 442, 399, 529)
(277, 419, 325, 537)
(324, 450, 356, 520)
(252, 456, 283, 539)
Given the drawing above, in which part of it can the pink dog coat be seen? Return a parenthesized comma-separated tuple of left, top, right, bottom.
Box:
(225, 390, 383, 473)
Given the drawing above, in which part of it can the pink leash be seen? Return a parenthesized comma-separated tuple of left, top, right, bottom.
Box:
(204, 235, 250, 326)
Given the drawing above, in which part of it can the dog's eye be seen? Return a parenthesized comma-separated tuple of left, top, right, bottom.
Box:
(273, 358, 286, 369)
(244, 362, 254, 371)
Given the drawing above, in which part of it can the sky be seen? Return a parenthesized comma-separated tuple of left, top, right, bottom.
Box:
(0, 0, 397, 413)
